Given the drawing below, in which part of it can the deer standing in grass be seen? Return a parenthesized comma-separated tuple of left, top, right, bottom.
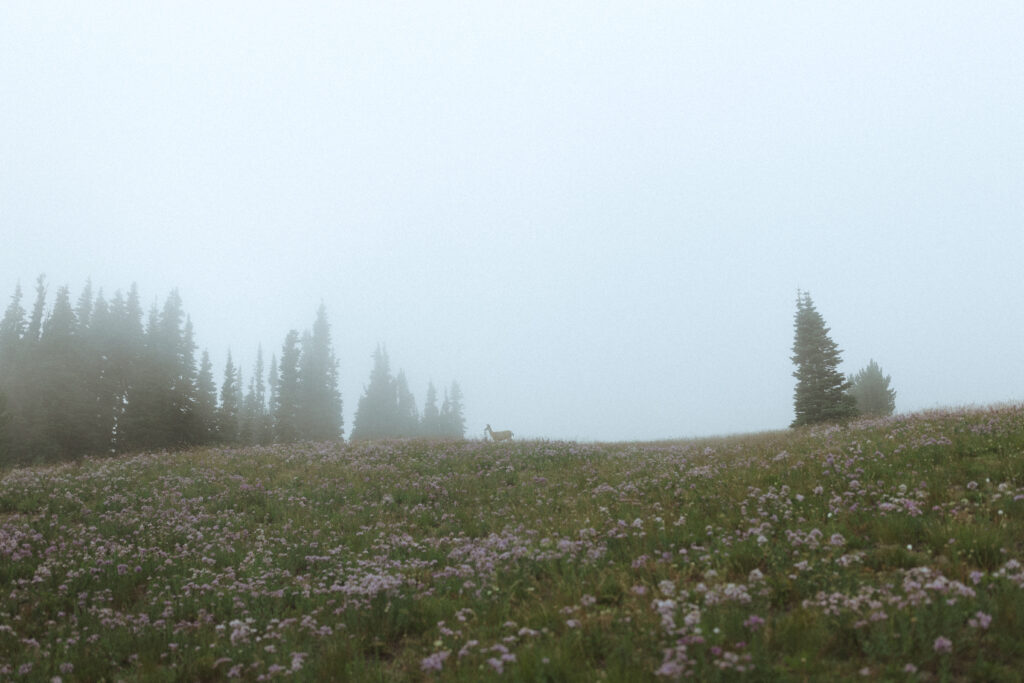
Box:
(485, 424, 513, 442)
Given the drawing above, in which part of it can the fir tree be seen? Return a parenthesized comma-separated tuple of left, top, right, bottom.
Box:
(0, 390, 9, 460)
(351, 345, 398, 440)
(25, 275, 47, 345)
(86, 290, 119, 454)
(297, 304, 343, 441)
(36, 286, 93, 460)
(267, 353, 279, 439)
(104, 286, 145, 452)
(441, 381, 466, 439)
(75, 279, 94, 332)
(218, 351, 242, 443)
(420, 381, 441, 438)
(791, 290, 857, 427)
(849, 359, 897, 417)
(0, 283, 26, 380)
(194, 350, 219, 444)
(241, 345, 272, 445)
(274, 331, 302, 443)
(120, 292, 194, 450)
(395, 371, 419, 437)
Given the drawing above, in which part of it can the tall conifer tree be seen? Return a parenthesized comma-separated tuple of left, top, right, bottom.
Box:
(25, 275, 47, 345)
(194, 350, 218, 444)
(395, 371, 419, 437)
(297, 304, 343, 440)
(0, 284, 26, 380)
(442, 381, 466, 439)
(351, 345, 397, 440)
(274, 331, 302, 443)
(791, 291, 857, 427)
(37, 286, 92, 459)
(219, 351, 241, 443)
(421, 381, 441, 438)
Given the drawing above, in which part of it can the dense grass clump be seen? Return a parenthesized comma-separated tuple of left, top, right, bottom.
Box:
(2, 405, 1024, 681)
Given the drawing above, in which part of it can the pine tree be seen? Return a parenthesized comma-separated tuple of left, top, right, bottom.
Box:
(0, 283, 26, 380)
(218, 351, 241, 443)
(104, 286, 144, 452)
(849, 359, 896, 417)
(75, 285, 113, 454)
(442, 381, 466, 439)
(267, 353, 279, 440)
(241, 345, 272, 445)
(791, 291, 857, 427)
(0, 390, 9, 461)
(420, 381, 441, 438)
(86, 290, 119, 454)
(394, 371, 419, 437)
(194, 350, 219, 444)
(274, 331, 302, 443)
(25, 275, 47, 345)
(297, 304, 343, 441)
(351, 345, 398, 440)
(36, 285, 93, 460)
(119, 290, 197, 451)
(75, 279, 94, 332)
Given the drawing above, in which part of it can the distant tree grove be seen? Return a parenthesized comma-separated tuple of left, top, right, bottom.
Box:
(350, 344, 466, 440)
(0, 277, 465, 465)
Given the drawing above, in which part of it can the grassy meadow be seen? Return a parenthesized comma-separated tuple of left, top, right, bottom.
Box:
(2, 405, 1024, 681)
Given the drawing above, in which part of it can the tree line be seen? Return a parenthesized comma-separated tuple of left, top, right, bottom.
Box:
(791, 290, 896, 427)
(0, 277, 466, 466)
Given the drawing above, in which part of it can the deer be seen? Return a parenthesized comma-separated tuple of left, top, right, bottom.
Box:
(485, 424, 513, 442)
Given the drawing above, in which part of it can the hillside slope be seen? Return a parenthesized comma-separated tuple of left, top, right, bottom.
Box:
(2, 406, 1024, 681)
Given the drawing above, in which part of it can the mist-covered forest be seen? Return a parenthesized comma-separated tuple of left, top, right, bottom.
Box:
(0, 277, 466, 465)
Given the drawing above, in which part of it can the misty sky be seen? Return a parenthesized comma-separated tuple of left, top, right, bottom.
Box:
(2, 2, 1022, 441)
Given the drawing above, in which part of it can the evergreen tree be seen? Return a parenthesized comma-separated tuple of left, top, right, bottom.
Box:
(274, 331, 302, 443)
(241, 345, 272, 445)
(267, 353, 280, 439)
(104, 286, 145, 452)
(218, 351, 242, 443)
(791, 290, 857, 427)
(194, 350, 219, 444)
(75, 279, 94, 332)
(395, 371, 420, 437)
(0, 390, 9, 460)
(36, 285, 93, 460)
(121, 291, 195, 451)
(420, 381, 442, 438)
(75, 286, 113, 454)
(849, 359, 897, 417)
(0, 283, 26, 380)
(351, 344, 398, 440)
(163, 294, 197, 443)
(86, 290, 119, 454)
(25, 275, 47, 345)
(441, 381, 466, 439)
(297, 304, 343, 441)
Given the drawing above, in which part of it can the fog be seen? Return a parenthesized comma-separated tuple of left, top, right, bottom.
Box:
(2, 2, 1021, 441)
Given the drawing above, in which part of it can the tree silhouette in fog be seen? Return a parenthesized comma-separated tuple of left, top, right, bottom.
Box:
(849, 359, 896, 417)
(790, 290, 857, 427)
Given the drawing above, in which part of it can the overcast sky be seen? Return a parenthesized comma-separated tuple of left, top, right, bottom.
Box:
(2, 1, 1022, 441)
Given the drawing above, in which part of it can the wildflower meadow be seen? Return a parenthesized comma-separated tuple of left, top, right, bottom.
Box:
(2, 405, 1024, 681)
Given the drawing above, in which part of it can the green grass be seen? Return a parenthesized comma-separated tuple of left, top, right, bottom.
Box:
(2, 405, 1024, 680)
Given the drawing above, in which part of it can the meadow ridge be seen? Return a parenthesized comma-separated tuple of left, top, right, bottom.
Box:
(2, 406, 1024, 681)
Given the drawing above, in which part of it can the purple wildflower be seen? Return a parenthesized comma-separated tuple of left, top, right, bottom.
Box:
(420, 650, 450, 672)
